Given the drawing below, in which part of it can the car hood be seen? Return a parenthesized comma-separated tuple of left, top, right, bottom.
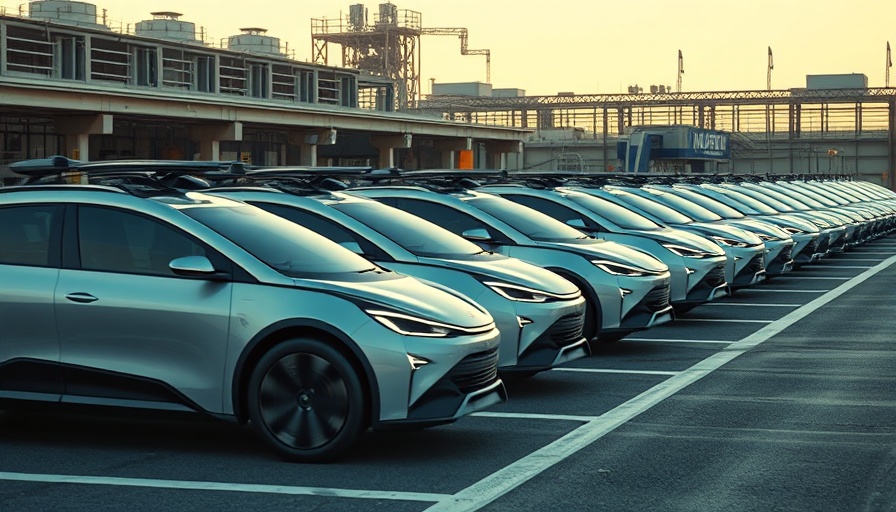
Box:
(540, 239, 669, 273)
(689, 222, 764, 245)
(302, 274, 493, 328)
(629, 227, 726, 255)
(418, 255, 580, 296)
(724, 218, 792, 240)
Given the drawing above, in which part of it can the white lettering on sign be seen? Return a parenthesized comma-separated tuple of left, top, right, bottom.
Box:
(692, 132, 728, 152)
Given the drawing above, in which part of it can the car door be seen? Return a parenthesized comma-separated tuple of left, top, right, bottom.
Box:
(0, 204, 64, 399)
(54, 204, 233, 413)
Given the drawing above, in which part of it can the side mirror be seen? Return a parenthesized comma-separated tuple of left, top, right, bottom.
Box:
(169, 255, 218, 276)
(462, 228, 492, 242)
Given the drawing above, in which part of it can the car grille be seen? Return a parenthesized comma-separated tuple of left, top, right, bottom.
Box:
(548, 311, 586, 347)
(701, 265, 726, 288)
(446, 347, 499, 393)
(775, 245, 793, 262)
(740, 254, 765, 275)
(642, 285, 671, 312)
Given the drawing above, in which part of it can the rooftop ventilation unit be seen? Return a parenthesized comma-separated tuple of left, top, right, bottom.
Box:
(227, 27, 283, 55)
(134, 11, 198, 42)
(28, 0, 109, 30)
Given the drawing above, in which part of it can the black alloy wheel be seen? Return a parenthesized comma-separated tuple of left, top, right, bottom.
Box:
(248, 338, 366, 462)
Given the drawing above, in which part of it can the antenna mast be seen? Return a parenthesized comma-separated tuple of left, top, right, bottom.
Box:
(767, 46, 774, 90)
(677, 50, 683, 93)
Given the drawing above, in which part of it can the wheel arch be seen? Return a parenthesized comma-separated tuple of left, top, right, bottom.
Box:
(547, 268, 601, 341)
(231, 319, 378, 427)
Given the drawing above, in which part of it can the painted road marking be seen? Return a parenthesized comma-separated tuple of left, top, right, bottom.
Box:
(551, 368, 679, 376)
(737, 289, 828, 293)
(0, 472, 451, 503)
(471, 412, 597, 422)
(424, 254, 896, 512)
(623, 338, 736, 344)
(702, 303, 802, 307)
(674, 319, 773, 323)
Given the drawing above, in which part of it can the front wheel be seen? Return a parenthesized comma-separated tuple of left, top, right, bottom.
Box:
(247, 338, 367, 463)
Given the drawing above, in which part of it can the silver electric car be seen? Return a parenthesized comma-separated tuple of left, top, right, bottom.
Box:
(205, 184, 589, 376)
(0, 159, 506, 462)
(349, 183, 674, 342)
(565, 185, 767, 292)
(627, 185, 796, 277)
(474, 182, 728, 311)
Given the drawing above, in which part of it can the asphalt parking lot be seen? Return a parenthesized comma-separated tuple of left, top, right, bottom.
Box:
(2, 237, 896, 512)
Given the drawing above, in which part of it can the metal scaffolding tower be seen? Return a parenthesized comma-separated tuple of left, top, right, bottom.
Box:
(311, 3, 491, 110)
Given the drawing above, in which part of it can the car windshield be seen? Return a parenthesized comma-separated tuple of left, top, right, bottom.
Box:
(641, 190, 723, 222)
(703, 186, 778, 215)
(466, 194, 591, 242)
(565, 191, 664, 230)
(607, 190, 695, 224)
(333, 200, 494, 258)
(665, 188, 746, 219)
(182, 203, 381, 277)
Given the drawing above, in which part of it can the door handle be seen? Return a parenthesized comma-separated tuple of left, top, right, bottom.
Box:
(65, 292, 98, 303)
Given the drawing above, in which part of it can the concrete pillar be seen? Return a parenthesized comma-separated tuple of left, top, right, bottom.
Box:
(483, 140, 522, 170)
(371, 134, 412, 169)
(190, 122, 243, 161)
(287, 129, 337, 166)
(436, 137, 472, 170)
(54, 114, 113, 161)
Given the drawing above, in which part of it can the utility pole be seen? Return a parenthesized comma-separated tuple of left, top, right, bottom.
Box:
(677, 50, 684, 93)
(887, 42, 892, 88)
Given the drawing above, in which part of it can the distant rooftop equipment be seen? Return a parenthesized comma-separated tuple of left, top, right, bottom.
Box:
(349, 4, 367, 30)
(377, 3, 398, 25)
(28, 0, 109, 30)
(806, 73, 868, 90)
(432, 82, 492, 97)
(227, 27, 283, 55)
(135, 11, 198, 42)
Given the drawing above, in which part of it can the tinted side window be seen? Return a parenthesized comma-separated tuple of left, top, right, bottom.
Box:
(503, 194, 599, 229)
(0, 205, 59, 267)
(392, 198, 496, 238)
(78, 206, 206, 276)
(251, 202, 389, 260)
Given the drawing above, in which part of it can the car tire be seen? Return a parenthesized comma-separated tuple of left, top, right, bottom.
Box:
(247, 338, 367, 463)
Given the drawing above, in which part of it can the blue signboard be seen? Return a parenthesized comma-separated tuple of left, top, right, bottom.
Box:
(685, 128, 730, 159)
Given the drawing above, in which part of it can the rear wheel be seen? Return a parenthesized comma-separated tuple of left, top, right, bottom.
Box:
(247, 338, 366, 463)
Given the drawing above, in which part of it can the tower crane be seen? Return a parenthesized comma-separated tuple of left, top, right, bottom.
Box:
(421, 27, 490, 84)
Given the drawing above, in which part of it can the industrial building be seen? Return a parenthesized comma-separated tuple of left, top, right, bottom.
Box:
(0, 0, 524, 178)
(417, 76, 896, 189)
(2, 1, 896, 190)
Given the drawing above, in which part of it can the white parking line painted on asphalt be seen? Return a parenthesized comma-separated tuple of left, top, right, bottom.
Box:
(472, 412, 597, 422)
(737, 289, 829, 293)
(551, 368, 679, 376)
(0, 472, 451, 503)
(425, 253, 896, 512)
(623, 338, 736, 344)
(772, 276, 851, 280)
(821, 265, 874, 269)
(674, 319, 773, 323)
(701, 303, 802, 307)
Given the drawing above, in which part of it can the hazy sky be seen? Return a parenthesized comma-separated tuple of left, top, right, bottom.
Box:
(19, 0, 896, 95)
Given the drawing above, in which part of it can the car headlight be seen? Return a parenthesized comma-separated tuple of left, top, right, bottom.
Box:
(366, 310, 457, 337)
(811, 219, 831, 228)
(661, 243, 717, 258)
(756, 233, 782, 242)
(592, 260, 647, 276)
(483, 281, 551, 303)
(710, 236, 750, 248)
(781, 226, 804, 235)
